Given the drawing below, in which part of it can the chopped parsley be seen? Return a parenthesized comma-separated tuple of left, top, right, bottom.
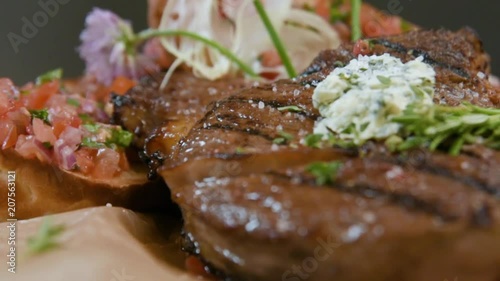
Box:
(273, 131, 294, 145)
(278, 105, 304, 113)
(26, 219, 65, 256)
(66, 98, 80, 107)
(36, 68, 63, 85)
(78, 114, 94, 124)
(81, 126, 133, 149)
(81, 137, 105, 149)
(29, 109, 50, 124)
(83, 124, 100, 133)
(306, 161, 343, 185)
(304, 133, 324, 148)
(108, 128, 133, 148)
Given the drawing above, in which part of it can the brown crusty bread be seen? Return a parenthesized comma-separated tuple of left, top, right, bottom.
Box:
(0, 148, 169, 220)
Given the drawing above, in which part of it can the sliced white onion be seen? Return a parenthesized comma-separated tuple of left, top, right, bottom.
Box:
(157, 0, 339, 81)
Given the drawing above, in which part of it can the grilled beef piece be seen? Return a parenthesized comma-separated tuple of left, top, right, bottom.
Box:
(155, 29, 500, 281)
(303, 28, 499, 106)
(112, 71, 248, 149)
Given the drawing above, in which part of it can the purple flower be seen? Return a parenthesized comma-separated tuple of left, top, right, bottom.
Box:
(78, 8, 158, 85)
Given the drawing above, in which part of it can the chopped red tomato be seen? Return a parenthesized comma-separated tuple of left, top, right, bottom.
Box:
(360, 4, 402, 37)
(353, 39, 371, 56)
(15, 135, 52, 163)
(92, 148, 121, 179)
(110, 76, 136, 95)
(32, 118, 57, 145)
(75, 148, 96, 174)
(260, 50, 282, 68)
(25, 81, 59, 109)
(0, 120, 18, 150)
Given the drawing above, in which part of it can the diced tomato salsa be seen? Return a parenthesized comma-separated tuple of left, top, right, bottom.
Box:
(0, 76, 134, 179)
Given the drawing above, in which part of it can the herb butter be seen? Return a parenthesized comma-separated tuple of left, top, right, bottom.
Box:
(312, 54, 436, 144)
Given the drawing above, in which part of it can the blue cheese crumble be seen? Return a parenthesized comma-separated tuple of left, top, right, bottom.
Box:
(312, 54, 436, 144)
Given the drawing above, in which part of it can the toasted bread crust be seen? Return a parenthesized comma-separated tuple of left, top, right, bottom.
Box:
(0, 149, 169, 220)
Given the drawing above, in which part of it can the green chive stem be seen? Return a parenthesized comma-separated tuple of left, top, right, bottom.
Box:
(253, 0, 297, 78)
(351, 0, 362, 41)
(138, 29, 258, 78)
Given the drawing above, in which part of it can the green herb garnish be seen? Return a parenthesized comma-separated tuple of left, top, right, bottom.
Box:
(66, 98, 80, 107)
(253, 0, 297, 78)
(377, 75, 391, 85)
(83, 124, 100, 133)
(108, 128, 133, 148)
(81, 137, 106, 149)
(304, 133, 324, 148)
(29, 109, 50, 124)
(391, 102, 500, 155)
(273, 131, 294, 145)
(36, 68, 63, 85)
(42, 142, 53, 149)
(26, 219, 65, 256)
(306, 161, 343, 185)
(78, 114, 94, 124)
(278, 105, 304, 113)
(351, 0, 362, 41)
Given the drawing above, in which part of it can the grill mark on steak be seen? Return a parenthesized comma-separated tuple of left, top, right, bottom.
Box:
(266, 171, 459, 222)
(203, 123, 275, 141)
(369, 38, 470, 78)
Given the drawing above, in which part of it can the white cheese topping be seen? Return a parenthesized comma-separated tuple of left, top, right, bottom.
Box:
(312, 54, 436, 144)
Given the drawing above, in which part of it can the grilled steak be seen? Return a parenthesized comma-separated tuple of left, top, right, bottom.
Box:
(115, 29, 500, 281)
(112, 71, 248, 149)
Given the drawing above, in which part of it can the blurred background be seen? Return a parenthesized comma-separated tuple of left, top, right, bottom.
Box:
(0, 0, 499, 84)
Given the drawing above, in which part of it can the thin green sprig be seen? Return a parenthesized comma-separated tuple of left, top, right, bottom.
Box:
(391, 102, 500, 155)
(26, 219, 66, 256)
(138, 29, 258, 78)
(351, 0, 362, 41)
(253, 0, 297, 78)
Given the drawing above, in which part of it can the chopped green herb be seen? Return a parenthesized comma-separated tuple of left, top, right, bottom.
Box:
(278, 131, 294, 141)
(36, 68, 63, 85)
(42, 142, 53, 149)
(26, 219, 65, 256)
(108, 128, 133, 148)
(236, 147, 247, 154)
(306, 161, 343, 185)
(21, 90, 31, 96)
(304, 133, 324, 148)
(83, 124, 100, 133)
(400, 19, 413, 32)
(66, 98, 80, 107)
(273, 138, 286, 145)
(278, 105, 304, 113)
(78, 114, 94, 124)
(330, 9, 348, 23)
(377, 75, 391, 85)
(81, 137, 105, 149)
(29, 109, 50, 124)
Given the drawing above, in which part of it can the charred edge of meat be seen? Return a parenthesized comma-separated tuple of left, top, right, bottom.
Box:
(268, 171, 459, 222)
(181, 231, 235, 281)
(139, 149, 165, 180)
(204, 123, 276, 141)
(369, 38, 470, 78)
